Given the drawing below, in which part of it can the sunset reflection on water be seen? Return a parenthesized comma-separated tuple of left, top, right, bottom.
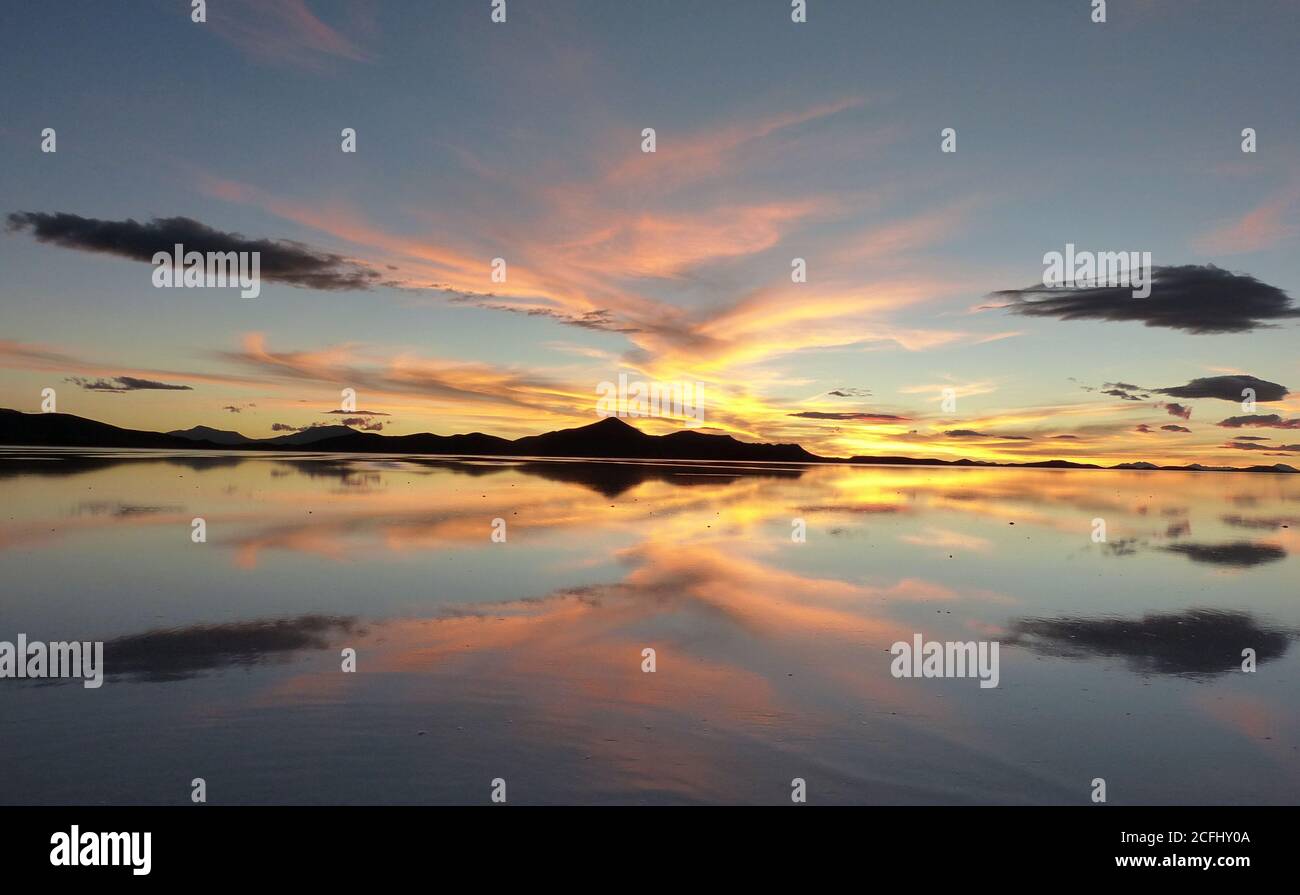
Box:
(1, 450, 1296, 804)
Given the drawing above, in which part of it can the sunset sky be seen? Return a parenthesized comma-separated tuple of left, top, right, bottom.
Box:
(2, 0, 1298, 465)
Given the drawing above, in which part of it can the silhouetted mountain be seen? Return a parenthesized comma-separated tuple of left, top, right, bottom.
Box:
(306, 430, 515, 454)
(168, 425, 255, 445)
(0, 409, 222, 449)
(658, 428, 818, 462)
(262, 425, 361, 446)
(0, 408, 1296, 472)
(512, 417, 817, 461)
(513, 417, 651, 457)
(1013, 459, 1103, 469)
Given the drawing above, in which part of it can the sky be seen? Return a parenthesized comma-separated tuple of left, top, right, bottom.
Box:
(1, 0, 1298, 465)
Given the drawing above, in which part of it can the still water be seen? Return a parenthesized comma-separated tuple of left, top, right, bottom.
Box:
(1, 449, 1296, 804)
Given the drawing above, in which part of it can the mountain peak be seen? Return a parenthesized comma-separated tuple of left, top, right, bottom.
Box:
(264, 424, 359, 446)
(168, 425, 253, 446)
(588, 416, 639, 430)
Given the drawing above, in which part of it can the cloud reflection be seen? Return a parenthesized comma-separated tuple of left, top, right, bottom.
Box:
(105, 615, 361, 682)
(1008, 610, 1293, 677)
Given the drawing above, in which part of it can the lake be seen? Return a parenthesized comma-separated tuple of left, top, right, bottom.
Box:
(1, 449, 1296, 804)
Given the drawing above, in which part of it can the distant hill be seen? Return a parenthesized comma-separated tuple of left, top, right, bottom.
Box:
(305, 430, 515, 455)
(168, 421, 366, 447)
(168, 425, 255, 446)
(511, 417, 818, 462)
(843, 455, 1102, 469)
(0, 409, 223, 450)
(261, 425, 363, 446)
(0, 408, 1296, 473)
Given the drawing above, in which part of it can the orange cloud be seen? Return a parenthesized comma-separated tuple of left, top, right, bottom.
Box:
(1195, 185, 1299, 255)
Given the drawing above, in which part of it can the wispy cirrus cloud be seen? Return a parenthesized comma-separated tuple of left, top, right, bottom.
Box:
(0, 339, 264, 389)
(193, 98, 990, 378)
(219, 333, 594, 435)
(207, 0, 373, 71)
(602, 97, 868, 192)
(1194, 185, 1299, 255)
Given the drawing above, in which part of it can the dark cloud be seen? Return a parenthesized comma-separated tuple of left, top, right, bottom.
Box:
(339, 417, 384, 431)
(1233, 435, 1271, 441)
(66, 378, 128, 393)
(1134, 424, 1154, 433)
(1097, 381, 1150, 401)
(1217, 413, 1300, 429)
(1161, 424, 1192, 433)
(448, 297, 640, 334)
(118, 376, 190, 390)
(827, 388, 872, 398)
(272, 421, 362, 434)
(67, 376, 192, 392)
(1156, 375, 1288, 402)
(324, 409, 390, 416)
(7, 211, 383, 291)
(222, 405, 242, 413)
(528, 307, 638, 332)
(991, 264, 1300, 333)
(1049, 434, 1080, 440)
(1222, 440, 1300, 453)
(1102, 388, 1145, 401)
(1162, 402, 1192, 420)
(791, 411, 909, 422)
(943, 429, 1031, 440)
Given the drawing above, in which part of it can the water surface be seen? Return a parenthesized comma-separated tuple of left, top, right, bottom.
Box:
(1, 449, 1296, 804)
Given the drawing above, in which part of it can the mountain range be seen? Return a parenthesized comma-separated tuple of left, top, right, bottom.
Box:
(0, 408, 1295, 474)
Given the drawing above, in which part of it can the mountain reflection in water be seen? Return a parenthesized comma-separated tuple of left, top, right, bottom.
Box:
(0, 449, 1296, 805)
